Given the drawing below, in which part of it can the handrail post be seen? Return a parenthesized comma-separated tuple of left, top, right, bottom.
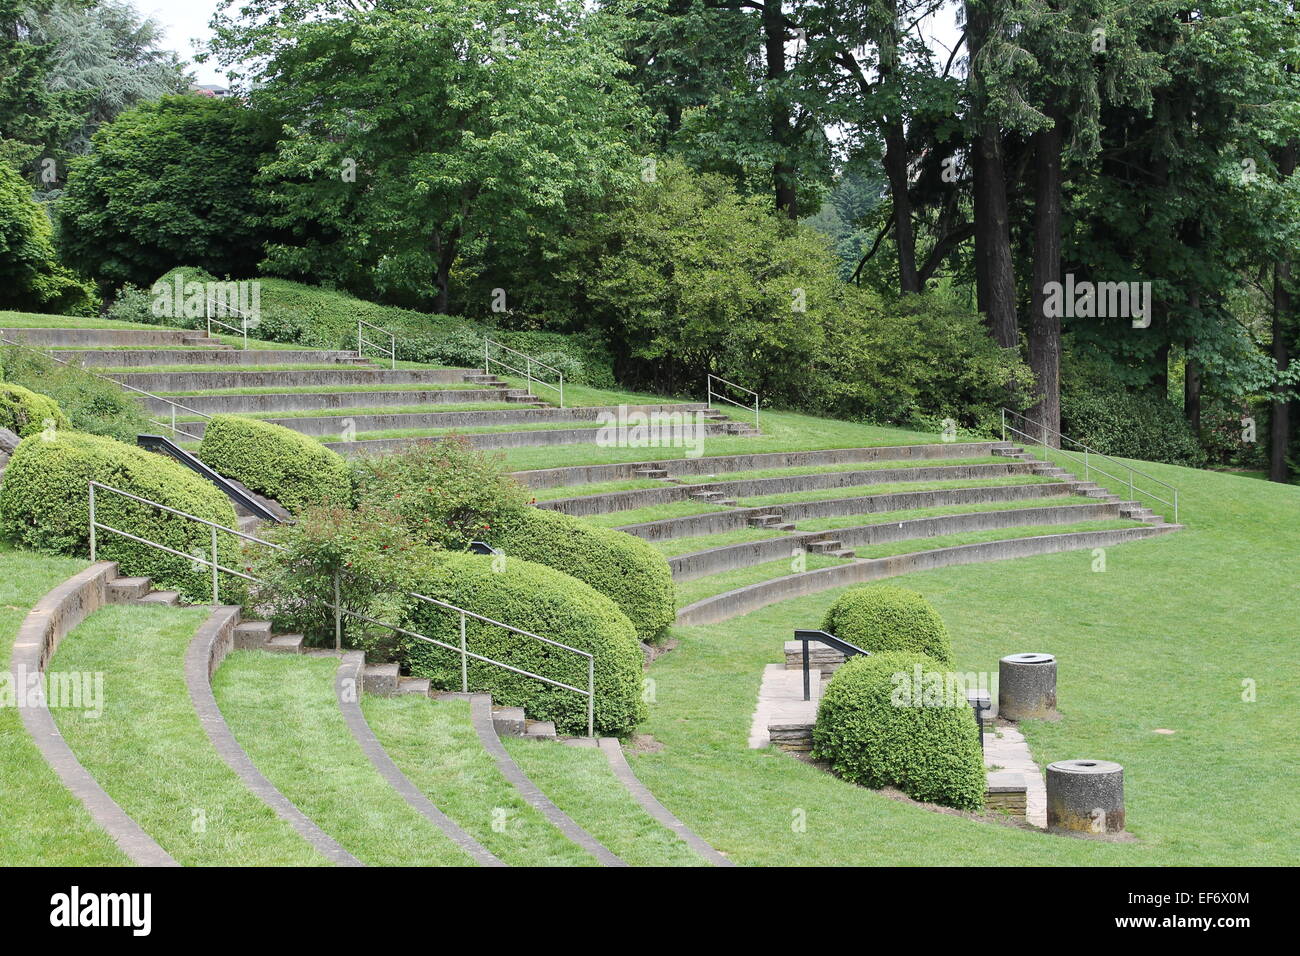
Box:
(1084, 447, 1089, 480)
(484, 338, 489, 375)
(357, 320, 362, 360)
(171, 405, 176, 437)
(334, 571, 342, 652)
(587, 657, 595, 739)
(210, 524, 219, 605)
(1129, 469, 1135, 502)
(802, 637, 810, 702)
(1174, 489, 1179, 525)
(755, 393, 760, 434)
(1001, 407, 1006, 442)
(242, 314, 248, 351)
(459, 612, 469, 693)
(559, 373, 564, 410)
(88, 483, 96, 561)
(526, 356, 533, 396)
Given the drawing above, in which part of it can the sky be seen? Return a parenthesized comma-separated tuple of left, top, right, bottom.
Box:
(146, 0, 225, 85)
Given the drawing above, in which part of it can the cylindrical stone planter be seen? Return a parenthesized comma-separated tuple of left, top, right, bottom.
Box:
(1046, 759, 1125, 834)
(998, 652, 1057, 720)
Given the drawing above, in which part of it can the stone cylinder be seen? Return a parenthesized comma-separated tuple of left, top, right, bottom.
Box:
(1046, 759, 1125, 834)
(998, 652, 1057, 720)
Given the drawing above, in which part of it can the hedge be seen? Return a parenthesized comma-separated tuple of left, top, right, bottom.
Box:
(492, 507, 675, 642)
(821, 584, 954, 665)
(812, 651, 986, 811)
(402, 552, 646, 736)
(198, 415, 351, 514)
(0, 430, 241, 603)
(0, 383, 69, 438)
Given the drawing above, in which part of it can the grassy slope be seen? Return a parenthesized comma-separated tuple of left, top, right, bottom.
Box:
(213, 651, 476, 866)
(0, 544, 129, 865)
(629, 458, 1300, 865)
(500, 737, 707, 866)
(360, 695, 595, 867)
(48, 604, 326, 865)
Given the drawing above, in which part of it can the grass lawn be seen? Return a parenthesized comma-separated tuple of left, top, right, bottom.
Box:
(159, 383, 485, 396)
(628, 457, 1300, 865)
(675, 456, 1009, 483)
(48, 604, 327, 866)
(650, 527, 790, 557)
(212, 651, 476, 866)
(583, 501, 730, 529)
(736, 475, 1056, 508)
(531, 478, 669, 501)
(360, 695, 595, 867)
(500, 737, 707, 866)
(794, 496, 1100, 532)
(172, 401, 521, 423)
(0, 543, 129, 866)
(847, 519, 1145, 559)
(675, 553, 851, 608)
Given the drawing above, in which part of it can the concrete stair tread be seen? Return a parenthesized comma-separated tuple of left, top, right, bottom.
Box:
(266, 633, 305, 653)
(136, 590, 180, 605)
(396, 677, 432, 695)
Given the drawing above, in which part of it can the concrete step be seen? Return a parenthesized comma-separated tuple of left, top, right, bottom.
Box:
(140, 388, 524, 416)
(111, 366, 477, 393)
(635, 468, 668, 479)
(363, 662, 400, 695)
(234, 620, 273, 650)
(237, 514, 263, 534)
(325, 420, 747, 455)
(524, 719, 557, 739)
(396, 677, 432, 696)
(747, 513, 784, 528)
(783, 640, 846, 674)
(491, 705, 526, 737)
(108, 576, 151, 601)
(67, 348, 372, 368)
(266, 633, 305, 654)
(136, 590, 180, 605)
(0, 327, 225, 348)
(806, 539, 843, 554)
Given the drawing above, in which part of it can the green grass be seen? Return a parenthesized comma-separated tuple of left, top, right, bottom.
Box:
(628, 457, 1299, 865)
(213, 651, 477, 866)
(736, 475, 1057, 508)
(848, 519, 1144, 559)
(675, 553, 850, 607)
(793, 496, 1099, 532)
(326, 420, 611, 443)
(360, 695, 595, 866)
(531, 478, 669, 501)
(172, 401, 522, 423)
(580, 500, 728, 529)
(0, 311, 159, 330)
(106, 362, 395, 374)
(158, 383, 485, 397)
(501, 737, 708, 866)
(48, 604, 327, 866)
(0, 543, 130, 866)
(676, 456, 1009, 483)
(650, 527, 790, 557)
(498, 407, 942, 472)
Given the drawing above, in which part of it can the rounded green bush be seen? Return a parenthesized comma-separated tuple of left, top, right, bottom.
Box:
(0, 431, 241, 602)
(812, 650, 986, 811)
(198, 415, 351, 514)
(821, 584, 953, 665)
(403, 552, 646, 736)
(493, 507, 675, 642)
(0, 383, 70, 438)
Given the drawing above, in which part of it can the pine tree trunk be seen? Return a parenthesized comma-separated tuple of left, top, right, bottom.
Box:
(762, 1, 798, 219)
(1028, 114, 1063, 447)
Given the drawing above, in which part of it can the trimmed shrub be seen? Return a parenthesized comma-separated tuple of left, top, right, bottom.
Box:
(1061, 382, 1205, 468)
(0, 383, 69, 437)
(812, 651, 986, 811)
(351, 436, 529, 550)
(246, 503, 440, 651)
(403, 553, 646, 736)
(0, 346, 150, 443)
(821, 585, 954, 665)
(198, 415, 351, 514)
(493, 507, 675, 642)
(0, 431, 240, 602)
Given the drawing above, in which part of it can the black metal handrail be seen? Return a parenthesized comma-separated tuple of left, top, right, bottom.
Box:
(136, 435, 284, 523)
(793, 628, 869, 702)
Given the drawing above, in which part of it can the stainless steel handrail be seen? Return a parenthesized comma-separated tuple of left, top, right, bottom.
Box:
(87, 480, 595, 735)
(484, 338, 564, 408)
(205, 294, 258, 350)
(1000, 407, 1180, 523)
(707, 373, 760, 433)
(357, 318, 396, 369)
(0, 333, 212, 442)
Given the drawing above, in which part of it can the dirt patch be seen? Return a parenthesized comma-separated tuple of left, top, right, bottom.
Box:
(640, 637, 679, 668)
(629, 733, 664, 754)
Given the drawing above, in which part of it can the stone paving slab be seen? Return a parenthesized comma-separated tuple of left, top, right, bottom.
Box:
(749, 664, 820, 749)
(984, 720, 1046, 828)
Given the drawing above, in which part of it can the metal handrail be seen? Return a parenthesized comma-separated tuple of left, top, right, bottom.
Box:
(205, 294, 257, 351)
(707, 373, 760, 433)
(87, 480, 596, 735)
(484, 338, 564, 408)
(357, 318, 396, 369)
(0, 333, 211, 442)
(793, 628, 868, 701)
(1000, 407, 1180, 523)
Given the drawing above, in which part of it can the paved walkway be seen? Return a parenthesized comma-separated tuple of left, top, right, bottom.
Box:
(983, 720, 1047, 828)
(749, 664, 820, 749)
